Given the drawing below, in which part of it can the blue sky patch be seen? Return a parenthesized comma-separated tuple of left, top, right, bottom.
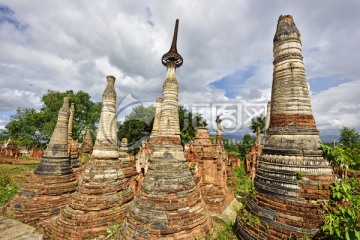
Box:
(0, 4, 27, 31)
(209, 66, 257, 99)
(308, 74, 350, 94)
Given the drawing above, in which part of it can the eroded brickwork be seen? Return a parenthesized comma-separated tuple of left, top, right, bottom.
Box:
(80, 128, 93, 154)
(234, 15, 334, 240)
(185, 127, 234, 213)
(121, 20, 212, 239)
(52, 76, 133, 239)
(3, 97, 77, 227)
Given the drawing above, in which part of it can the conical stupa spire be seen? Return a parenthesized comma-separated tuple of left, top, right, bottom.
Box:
(121, 19, 212, 239)
(234, 15, 334, 240)
(35, 97, 72, 175)
(4, 97, 77, 226)
(52, 76, 133, 239)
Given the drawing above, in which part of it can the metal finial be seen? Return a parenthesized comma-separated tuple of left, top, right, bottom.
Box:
(161, 19, 183, 68)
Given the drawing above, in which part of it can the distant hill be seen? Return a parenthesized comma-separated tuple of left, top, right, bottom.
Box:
(320, 135, 340, 144)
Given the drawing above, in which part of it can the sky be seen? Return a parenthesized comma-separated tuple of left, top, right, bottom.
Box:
(0, 0, 359, 139)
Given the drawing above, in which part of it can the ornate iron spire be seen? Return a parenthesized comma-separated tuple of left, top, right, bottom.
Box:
(161, 19, 183, 67)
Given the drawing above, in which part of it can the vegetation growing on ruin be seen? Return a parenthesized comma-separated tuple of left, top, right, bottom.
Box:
(320, 127, 360, 239)
(321, 179, 360, 239)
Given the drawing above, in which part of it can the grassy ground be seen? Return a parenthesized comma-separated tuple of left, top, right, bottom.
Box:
(0, 157, 40, 205)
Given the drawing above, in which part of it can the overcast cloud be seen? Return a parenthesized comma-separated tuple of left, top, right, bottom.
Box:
(0, 0, 359, 138)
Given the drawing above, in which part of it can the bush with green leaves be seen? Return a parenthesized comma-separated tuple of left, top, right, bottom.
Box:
(0, 175, 19, 204)
(321, 180, 360, 240)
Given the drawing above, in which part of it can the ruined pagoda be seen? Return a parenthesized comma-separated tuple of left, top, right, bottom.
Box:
(121, 19, 212, 239)
(234, 15, 334, 239)
(52, 76, 133, 239)
(80, 128, 93, 154)
(185, 127, 234, 213)
(3, 97, 77, 226)
(68, 103, 81, 181)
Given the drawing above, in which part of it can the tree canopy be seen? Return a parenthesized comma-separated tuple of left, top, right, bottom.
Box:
(340, 127, 360, 149)
(249, 114, 265, 135)
(2, 90, 101, 148)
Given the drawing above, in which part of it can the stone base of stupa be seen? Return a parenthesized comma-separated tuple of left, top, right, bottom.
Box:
(51, 157, 133, 239)
(121, 144, 212, 240)
(3, 173, 77, 226)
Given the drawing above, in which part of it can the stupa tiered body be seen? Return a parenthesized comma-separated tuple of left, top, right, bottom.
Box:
(185, 127, 234, 213)
(3, 97, 77, 226)
(119, 138, 138, 194)
(234, 15, 334, 240)
(52, 76, 133, 239)
(121, 19, 212, 239)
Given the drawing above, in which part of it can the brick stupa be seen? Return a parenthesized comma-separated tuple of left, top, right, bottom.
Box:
(68, 103, 81, 181)
(3, 97, 77, 226)
(80, 128, 93, 154)
(185, 127, 234, 213)
(52, 76, 133, 239)
(121, 19, 212, 239)
(234, 15, 334, 239)
(119, 138, 138, 194)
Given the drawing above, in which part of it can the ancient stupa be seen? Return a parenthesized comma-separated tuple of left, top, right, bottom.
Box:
(52, 76, 133, 239)
(234, 15, 334, 239)
(3, 97, 78, 226)
(121, 19, 212, 239)
(186, 127, 234, 213)
(80, 128, 93, 154)
(68, 103, 81, 181)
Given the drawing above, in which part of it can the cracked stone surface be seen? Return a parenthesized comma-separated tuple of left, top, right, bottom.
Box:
(3, 97, 77, 228)
(234, 15, 334, 240)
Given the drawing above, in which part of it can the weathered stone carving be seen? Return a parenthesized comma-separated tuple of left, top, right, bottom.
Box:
(119, 138, 138, 195)
(80, 128, 93, 154)
(121, 19, 212, 240)
(52, 76, 133, 239)
(185, 127, 234, 213)
(3, 97, 77, 227)
(0, 139, 20, 158)
(234, 15, 334, 240)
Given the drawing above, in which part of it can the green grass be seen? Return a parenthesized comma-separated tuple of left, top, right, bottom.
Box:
(228, 162, 255, 198)
(0, 175, 19, 204)
(0, 164, 37, 205)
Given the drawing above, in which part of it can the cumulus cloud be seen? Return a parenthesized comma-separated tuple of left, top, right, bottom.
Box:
(0, 0, 359, 137)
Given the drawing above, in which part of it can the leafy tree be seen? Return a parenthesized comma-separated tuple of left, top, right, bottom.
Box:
(340, 127, 360, 149)
(40, 90, 101, 142)
(238, 134, 256, 160)
(223, 134, 255, 161)
(249, 114, 265, 135)
(178, 105, 207, 143)
(6, 108, 46, 148)
(4, 90, 101, 148)
(249, 114, 265, 144)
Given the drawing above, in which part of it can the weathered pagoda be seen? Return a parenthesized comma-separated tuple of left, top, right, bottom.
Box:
(185, 127, 234, 213)
(52, 76, 133, 239)
(234, 15, 334, 239)
(121, 19, 212, 239)
(3, 97, 78, 226)
(80, 128, 93, 154)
